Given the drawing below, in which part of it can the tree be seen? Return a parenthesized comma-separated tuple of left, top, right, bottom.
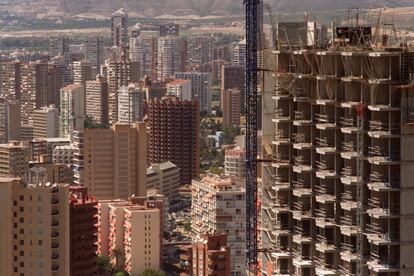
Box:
(84, 115, 109, 129)
(97, 255, 112, 274)
(141, 268, 166, 276)
(222, 125, 240, 145)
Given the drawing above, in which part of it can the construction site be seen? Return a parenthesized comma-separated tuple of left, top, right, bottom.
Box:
(257, 8, 414, 276)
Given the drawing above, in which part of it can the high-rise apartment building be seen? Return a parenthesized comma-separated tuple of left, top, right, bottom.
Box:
(20, 62, 49, 125)
(147, 161, 181, 202)
(46, 64, 61, 107)
(33, 105, 59, 139)
(221, 64, 245, 110)
(111, 8, 128, 47)
(0, 61, 21, 99)
(142, 76, 167, 100)
(157, 36, 184, 81)
(146, 96, 200, 184)
(101, 59, 139, 124)
(72, 130, 84, 186)
(224, 147, 246, 177)
(0, 141, 29, 179)
(84, 123, 147, 199)
(85, 75, 109, 124)
(59, 84, 85, 138)
(175, 71, 212, 113)
(191, 175, 246, 275)
(186, 36, 214, 69)
(159, 23, 179, 36)
(0, 98, 21, 143)
(69, 186, 98, 276)
(166, 79, 192, 101)
(231, 39, 246, 67)
(118, 83, 146, 124)
(260, 36, 414, 275)
(97, 200, 161, 275)
(223, 88, 241, 126)
(73, 60, 93, 86)
(49, 37, 70, 62)
(0, 177, 70, 275)
(129, 36, 158, 81)
(83, 37, 104, 74)
(180, 233, 231, 276)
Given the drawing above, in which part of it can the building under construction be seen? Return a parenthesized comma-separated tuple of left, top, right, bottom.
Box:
(260, 17, 414, 276)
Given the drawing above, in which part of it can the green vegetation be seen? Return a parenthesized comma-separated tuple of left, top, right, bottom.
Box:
(141, 269, 166, 276)
(222, 125, 241, 145)
(84, 115, 109, 129)
(183, 221, 192, 233)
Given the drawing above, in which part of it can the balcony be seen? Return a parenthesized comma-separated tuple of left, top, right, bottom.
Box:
(315, 114, 337, 130)
(52, 253, 59, 260)
(51, 242, 59, 249)
(51, 264, 59, 271)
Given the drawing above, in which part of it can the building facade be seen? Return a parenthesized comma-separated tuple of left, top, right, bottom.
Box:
(175, 71, 212, 113)
(191, 175, 246, 275)
(118, 83, 146, 124)
(59, 84, 85, 138)
(166, 79, 192, 101)
(224, 147, 246, 177)
(223, 88, 241, 126)
(0, 178, 70, 276)
(33, 105, 59, 139)
(85, 75, 109, 124)
(97, 200, 161, 275)
(83, 123, 147, 199)
(147, 161, 181, 202)
(0, 98, 21, 143)
(0, 141, 29, 179)
(146, 96, 200, 185)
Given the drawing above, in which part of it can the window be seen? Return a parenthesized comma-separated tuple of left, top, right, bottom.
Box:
(19, 262, 24, 268)
(38, 240, 42, 246)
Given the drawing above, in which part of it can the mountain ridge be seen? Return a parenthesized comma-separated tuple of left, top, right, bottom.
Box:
(2, 0, 414, 18)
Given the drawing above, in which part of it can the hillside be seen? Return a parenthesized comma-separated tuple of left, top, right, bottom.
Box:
(1, 0, 414, 18)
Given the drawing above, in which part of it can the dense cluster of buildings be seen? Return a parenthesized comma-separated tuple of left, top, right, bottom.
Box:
(0, 4, 252, 275)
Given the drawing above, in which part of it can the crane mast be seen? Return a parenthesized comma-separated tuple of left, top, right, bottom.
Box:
(244, 0, 259, 272)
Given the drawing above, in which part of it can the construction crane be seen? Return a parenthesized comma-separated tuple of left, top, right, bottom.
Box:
(244, 0, 259, 274)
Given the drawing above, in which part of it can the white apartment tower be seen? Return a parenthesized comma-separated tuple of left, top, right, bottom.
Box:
(191, 175, 246, 275)
(59, 84, 85, 138)
(118, 83, 146, 124)
(157, 36, 184, 82)
(174, 71, 212, 113)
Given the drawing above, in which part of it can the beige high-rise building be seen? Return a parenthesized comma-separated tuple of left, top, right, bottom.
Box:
(0, 98, 21, 143)
(59, 84, 85, 138)
(73, 60, 93, 86)
(191, 175, 246, 275)
(147, 161, 181, 201)
(0, 177, 70, 276)
(33, 105, 59, 139)
(0, 141, 29, 179)
(84, 123, 147, 199)
(20, 62, 49, 125)
(0, 61, 21, 99)
(86, 75, 109, 124)
(97, 200, 161, 275)
(223, 88, 241, 126)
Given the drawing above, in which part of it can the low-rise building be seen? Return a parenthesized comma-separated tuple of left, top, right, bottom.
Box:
(224, 147, 246, 177)
(147, 161, 181, 202)
(180, 233, 231, 276)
